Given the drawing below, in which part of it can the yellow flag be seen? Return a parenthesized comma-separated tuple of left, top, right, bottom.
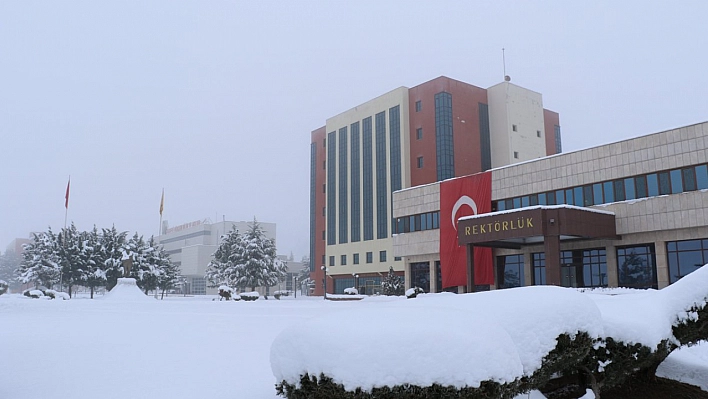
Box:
(159, 189, 164, 216)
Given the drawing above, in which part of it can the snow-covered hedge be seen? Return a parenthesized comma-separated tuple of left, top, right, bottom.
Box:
(343, 287, 358, 295)
(405, 287, 424, 298)
(44, 290, 70, 300)
(271, 265, 708, 399)
(241, 291, 259, 301)
(0, 279, 8, 295)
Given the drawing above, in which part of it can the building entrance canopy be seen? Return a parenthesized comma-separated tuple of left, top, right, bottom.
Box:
(457, 205, 619, 289)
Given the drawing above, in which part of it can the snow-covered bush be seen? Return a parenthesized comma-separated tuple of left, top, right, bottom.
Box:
(0, 279, 8, 295)
(218, 285, 233, 301)
(241, 291, 259, 301)
(23, 289, 45, 299)
(381, 266, 404, 296)
(344, 287, 358, 295)
(44, 289, 70, 300)
(405, 287, 424, 298)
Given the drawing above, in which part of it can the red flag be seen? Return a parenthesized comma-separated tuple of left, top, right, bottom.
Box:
(439, 172, 493, 288)
(65, 178, 70, 209)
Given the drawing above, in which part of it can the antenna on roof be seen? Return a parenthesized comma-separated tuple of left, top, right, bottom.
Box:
(502, 48, 510, 82)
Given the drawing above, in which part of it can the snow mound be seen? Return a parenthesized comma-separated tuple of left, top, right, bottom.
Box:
(101, 278, 153, 302)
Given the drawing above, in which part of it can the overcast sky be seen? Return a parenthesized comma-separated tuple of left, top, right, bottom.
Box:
(1, 1, 707, 259)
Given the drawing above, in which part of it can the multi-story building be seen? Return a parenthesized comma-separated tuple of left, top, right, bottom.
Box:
(157, 218, 276, 295)
(393, 121, 708, 293)
(310, 76, 561, 295)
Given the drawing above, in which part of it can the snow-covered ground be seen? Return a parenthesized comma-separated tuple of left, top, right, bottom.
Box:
(1, 284, 706, 399)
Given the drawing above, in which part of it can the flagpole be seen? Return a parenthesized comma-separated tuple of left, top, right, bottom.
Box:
(158, 188, 164, 243)
(62, 176, 70, 293)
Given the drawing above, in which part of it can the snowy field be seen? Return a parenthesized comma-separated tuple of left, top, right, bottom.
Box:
(1, 284, 707, 399)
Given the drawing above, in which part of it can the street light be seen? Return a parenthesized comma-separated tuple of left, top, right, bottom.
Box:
(321, 265, 328, 300)
(352, 272, 359, 294)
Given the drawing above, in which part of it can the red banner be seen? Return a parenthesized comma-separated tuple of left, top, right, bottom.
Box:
(439, 172, 492, 288)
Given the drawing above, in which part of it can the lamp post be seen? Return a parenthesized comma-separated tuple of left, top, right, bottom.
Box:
(321, 265, 328, 300)
(352, 272, 359, 294)
(293, 276, 298, 298)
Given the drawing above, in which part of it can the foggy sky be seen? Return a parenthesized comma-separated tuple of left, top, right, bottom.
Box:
(2, 1, 707, 259)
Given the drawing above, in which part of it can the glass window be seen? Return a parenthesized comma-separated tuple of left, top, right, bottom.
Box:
(538, 193, 547, 205)
(635, 176, 648, 198)
(624, 178, 636, 200)
(603, 181, 614, 202)
(427, 213, 433, 230)
(683, 167, 697, 191)
(379, 250, 387, 262)
(593, 183, 603, 205)
(670, 169, 683, 193)
(329, 256, 335, 267)
(497, 255, 524, 289)
(583, 185, 594, 206)
(410, 262, 430, 292)
(574, 187, 584, 206)
(416, 128, 423, 140)
(415, 100, 421, 112)
(555, 190, 565, 205)
(613, 180, 626, 201)
(529, 194, 539, 206)
(565, 189, 574, 205)
(532, 252, 546, 285)
(617, 244, 657, 289)
(545, 192, 555, 205)
(521, 196, 530, 207)
(341, 255, 346, 265)
(696, 165, 708, 189)
(667, 239, 707, 284)
(432, 212, 439, 229)
(366, 252, 373, 263)
(513, 197, 521, 209)
(497, 201, 506, 211)
(417, 156, 424, 168)
(647, 174, 659, 197)
(561, 249, 607, 288)
(353, 253, 360, 264)
(658, 172, 671, 195)
(505, 199, 514, 210)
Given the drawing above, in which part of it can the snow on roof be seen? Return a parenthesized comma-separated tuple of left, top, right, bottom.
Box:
(458, 204, 615, 222)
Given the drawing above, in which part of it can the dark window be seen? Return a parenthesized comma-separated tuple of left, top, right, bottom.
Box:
(415, 100, 421, 112)
(353, 253, 360, 265)
(416, 128, 422, 140)
(635, 176, 648, 198)
(514, 151, 519, 159)
(379, 250, 387, 262)
(329, 256, 335, 267)
(505, 199, 514, 209)
(617, 244, 657, 289)
(338, 127, 348, 244)
(366, 252, 373, 263)
(537, 130, 541, 137)
(512, 124, 517, 132)
(583, 185, 594, 206)
(417, 156, 424, 168)
(554, 125, 562, 153)
(667, 239, 708, 284)
(682, 167, 697, 191)
(624, 178, 636, 200)
(613, 180, 625, 202)
(341, 255, 346, 266)
(327, 132, 337, 245)
(389, 105, 402, 193)
(410, 262, 430, 292)
(322, 161, 325, 169)
(658, 172, 671, 195)
(310, 142, 317, 270)
(435, 92, 454, 181)
(560, 249, 607, 288)
(375, 111, 388, 239)
(322, 230, 325, 240)
(350, 122, 361, 242)
(362, 117, 374, 241)
(532, 252, 546, 285)
(497, 255, 524, 289)
(479, 103, 492, 171)
(334, 277, 355, 294)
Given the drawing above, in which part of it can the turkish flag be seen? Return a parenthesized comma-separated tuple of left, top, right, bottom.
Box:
(439, 172, 492, 288)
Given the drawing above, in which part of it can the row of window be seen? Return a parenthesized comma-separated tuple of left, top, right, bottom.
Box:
(327, 250, 386, 267)
(496, 163, 708, 211)
(498, 238, 708, 290)
(393, 211, 440, 234)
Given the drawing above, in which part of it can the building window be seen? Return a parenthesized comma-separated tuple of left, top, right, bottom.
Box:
(497, 255, 524, 288)
(322, 255, 325, 266)
(417, 156, 424, 168)
(554, 125, 562, 153)
(353, 253, 360, 264)
(329, 256, 335, 267)
(410, 262, 430, 292)
(351, 121, 361, 243)
(323, 138, 326, 147)
(560, 249, 607, 288)
(513, 151, 519, 159)
(322, 184, 326, 193)
(435, 91, 454, 181)
(667, 239, 708, 284)
(537, 130, 541, 137)
(322, 230, 325, 240)
(389, 105, 402, 193)
(341, 255, 347, 266)
(366, 252, 373, 263)
(339, 127, 348, 244)
(379, 250, 387, 262)
(617, 244, 657, 289)
(375, 111, 388, 239)
(362, 116, 374, 241)
(191, 277, 206, 295)
(334, 277, 355, 294)
(323, 160, 326, 170)
(415, 100, 421, 112)
(322, 206, 325, 216)
(394, 256, 402, 261)
(532, 252, 546, 285)
(512, 124, 517, 132)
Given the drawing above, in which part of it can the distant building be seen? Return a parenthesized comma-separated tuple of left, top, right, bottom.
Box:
(310, 76, 561, 295)
(157, 218, 276, 295)
(5, 237, 32, 255)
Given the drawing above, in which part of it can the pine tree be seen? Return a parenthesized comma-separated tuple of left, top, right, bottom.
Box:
(382, 266, 404, 296)
(18, 229, 61, 289)
(298, 256, 312, 295)
(100, 225, 128, 290)
(232, 218, 287, 298)
(205, 226, 241, 288)
(0, 249, 22, 290)
(124, 233, 160, 294)
(78, 226, 106, 298)
(57, 223, 84, 298)
(147, 236, 180, 299)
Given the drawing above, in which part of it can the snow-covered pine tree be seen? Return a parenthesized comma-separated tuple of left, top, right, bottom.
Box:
(232, 218, 287, 298)
(147, 236, 180, 299)
(18, 229, 61, 289)
(0, 249, 22, 290)
(125, 233, 160, 294)
(205, 226, 240, 288)
(57, 223, 84, 298)
(298, 256, 312, 295)
(78, 226, 106, 298)
(382, 266, 404, 296)
(100, 225, 128, 290)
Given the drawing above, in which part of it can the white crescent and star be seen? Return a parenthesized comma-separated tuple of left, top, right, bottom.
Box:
(451, 195, 478, 231)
